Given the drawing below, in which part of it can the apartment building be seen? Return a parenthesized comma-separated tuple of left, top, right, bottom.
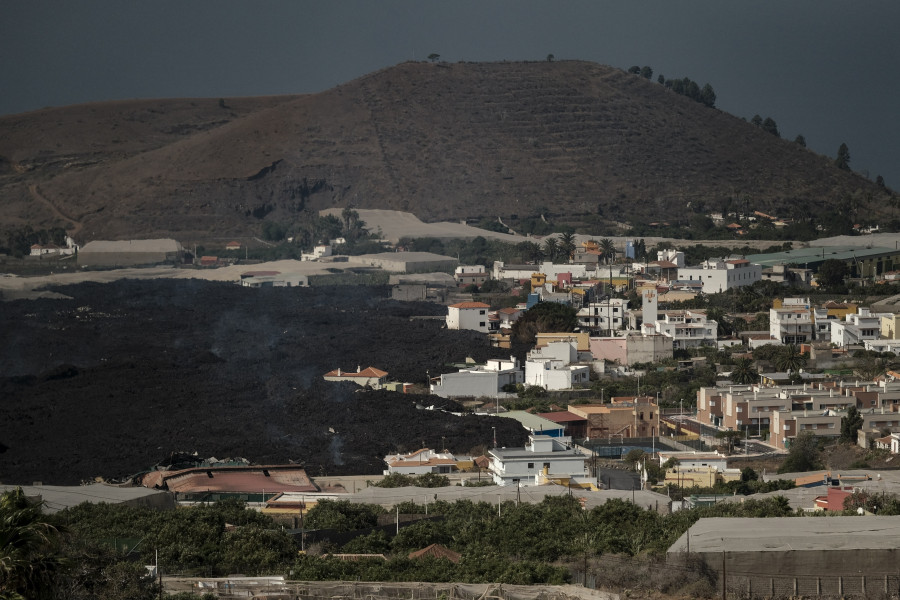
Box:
(653, 310, 717, 350)
(676, 258, 761, 294)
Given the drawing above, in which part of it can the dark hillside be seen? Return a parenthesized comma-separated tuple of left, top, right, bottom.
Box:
(0, 280, 527, 485)
(0, 61, 891, 241)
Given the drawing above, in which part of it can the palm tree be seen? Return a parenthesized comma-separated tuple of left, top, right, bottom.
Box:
(705, 307, 728, 337)
(599, 238, 616, 264)
(543, 238, 559, 263)
(558, 232, 577, 262)
(774, 344, 805, 374)
(517, 241, 543, 264)
(0, 488, 66, 599)
(730, 357, 759, 384)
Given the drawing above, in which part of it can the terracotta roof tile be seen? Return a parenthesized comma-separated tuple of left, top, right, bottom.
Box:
(408, 544, 461, 563)
(324, 366, 388, 378)
(448, 302, 490, 309)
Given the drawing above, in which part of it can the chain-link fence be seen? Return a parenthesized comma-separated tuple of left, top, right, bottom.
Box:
(162, 579, 620, 600)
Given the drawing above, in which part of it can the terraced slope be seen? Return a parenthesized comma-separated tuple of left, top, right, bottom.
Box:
(0, 61, 892, 242)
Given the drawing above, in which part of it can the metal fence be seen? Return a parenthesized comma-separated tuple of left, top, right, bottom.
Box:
(727, 573, 900, 599)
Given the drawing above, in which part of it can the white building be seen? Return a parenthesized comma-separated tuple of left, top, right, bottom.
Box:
(383, 449, 458, 475)
(301, 244, 333, 261)
(576, 298, 627, 333)
(29, 235, 78, 257)
(430, 357, 523, 399)
(323, 366, 389, 389)
(524, 341, 590, 391)
(446, 302, 491, 333)
(657, 249, 685, 268)
(493, 261, 591, 281)
(653, 310, 718, 350)
(656, 451, 729, 472)
(864, 339, 900, 353)
(831, 308, 885, 347)
(676, 258, 761, 294)
(770, 303, 814, 345)
(454, 265, 489, 286)
(488, 435, 587, 486)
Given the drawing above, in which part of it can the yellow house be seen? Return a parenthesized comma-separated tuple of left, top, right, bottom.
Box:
(535, 332, 591, 353)
(882, 314, 900, 339)
(568, 398, 660, 439)
(663, 465, 742, 488)
(823, 301, 857, 320)
(531, 273, 547, 292)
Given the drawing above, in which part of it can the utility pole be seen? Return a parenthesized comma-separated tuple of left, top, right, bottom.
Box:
(157, 549, 162, 600)
(721, 543, 727, 600)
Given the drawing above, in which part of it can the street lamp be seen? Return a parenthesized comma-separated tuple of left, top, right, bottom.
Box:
(492, 426, 496, 448)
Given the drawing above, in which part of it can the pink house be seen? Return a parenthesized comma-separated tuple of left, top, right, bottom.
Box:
(590, 336, 627, 365)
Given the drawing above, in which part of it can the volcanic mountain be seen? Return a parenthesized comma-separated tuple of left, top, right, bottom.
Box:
(0, 60, 892, 242)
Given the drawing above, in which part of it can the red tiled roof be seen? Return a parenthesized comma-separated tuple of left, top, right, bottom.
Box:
(498, 307, 521, 315)
(449, 302, 490, 309)
(408, 544, 461, 563)
(324, 366, 388, 378)
(357, 366, 388, 377)
(538, 411, 587, 423)
(650, 260, 678, 269)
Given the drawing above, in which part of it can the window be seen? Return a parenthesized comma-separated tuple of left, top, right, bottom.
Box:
(527, 463, 534, 469)
(479, 322, 485, 327)
(479, 310, 486, 315)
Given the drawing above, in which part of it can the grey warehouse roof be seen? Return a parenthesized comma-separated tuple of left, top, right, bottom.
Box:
(668, 516, 900, 554)
(749, 245, 897, 269)
(79, 239, 183, 253)
(1, 483, 174, 514)
(344, 484, 670, 512)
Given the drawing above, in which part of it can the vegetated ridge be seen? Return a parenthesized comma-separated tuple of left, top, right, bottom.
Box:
(0, 60, 892, 242)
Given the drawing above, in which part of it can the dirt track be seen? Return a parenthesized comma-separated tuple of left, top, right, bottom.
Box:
(0, 279, 528, 485)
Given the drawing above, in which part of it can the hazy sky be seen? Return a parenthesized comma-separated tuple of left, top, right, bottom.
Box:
(3, 1, 898, 187)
